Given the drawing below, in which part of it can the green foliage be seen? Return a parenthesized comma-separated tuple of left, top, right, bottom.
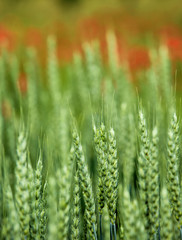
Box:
(71, 170, 80, 240)
(0, 34, 182, 240)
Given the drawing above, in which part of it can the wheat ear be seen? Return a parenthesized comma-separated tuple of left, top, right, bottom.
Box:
(73, 130, 97, 240)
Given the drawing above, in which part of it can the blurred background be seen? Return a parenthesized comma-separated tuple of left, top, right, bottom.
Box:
(0, 0, 182, 79)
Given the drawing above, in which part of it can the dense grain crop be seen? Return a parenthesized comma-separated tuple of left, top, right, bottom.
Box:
(0, 34, 182, 240)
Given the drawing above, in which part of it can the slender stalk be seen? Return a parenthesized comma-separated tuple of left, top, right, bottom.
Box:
(99, 214, 103, 240)
(113, 224, 117, 240)
(110, 222, 113, 240)
(154, 233, 157, 240)
(158, 226, 160, 240)
(93, 223, 98, 240)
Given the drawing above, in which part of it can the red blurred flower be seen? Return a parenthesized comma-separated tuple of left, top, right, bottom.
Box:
(160, 25, 181, 39)
(25, 28, 44, 48)
(128, 47, 150, 72)
(78, 17, 106, 41)
(0, 25, 15, 50)
(166, 36, 182, 61)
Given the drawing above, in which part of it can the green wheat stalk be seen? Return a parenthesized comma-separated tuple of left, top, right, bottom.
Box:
(2, 184, 20, 240)
(28, 161, 38, 239)
(148, 127, 160, 238)
(73, 129, 97, 240)
(93, 122, 108, 240)
(138, 109, 150, 233)
(106, 127, 119, 226)
(71, 170, 80, 240)
(160, 187, 173, 240)
(15, 130, 30, 239)
(47, 176, 57, 240)
(167, 112, 182, 227)
(57, 165, 71, 239)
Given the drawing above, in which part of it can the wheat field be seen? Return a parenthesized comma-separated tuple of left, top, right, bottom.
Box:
(0, 33, 182, 240)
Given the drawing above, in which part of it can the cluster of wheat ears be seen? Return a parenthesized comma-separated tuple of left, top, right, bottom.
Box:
(0, 32, 182, 240)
